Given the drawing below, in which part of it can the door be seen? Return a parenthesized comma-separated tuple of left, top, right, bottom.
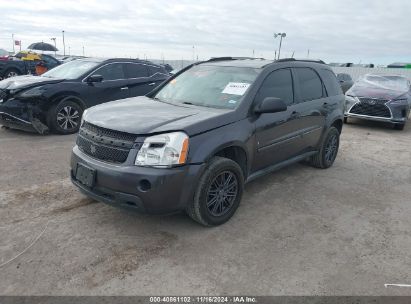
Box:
(86, 63, 130, 106)
(125, 63, 165, 97)
(292, 67, 328, 149)
(253, 68, 304, 172)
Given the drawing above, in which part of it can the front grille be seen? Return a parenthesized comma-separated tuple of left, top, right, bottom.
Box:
(349, 100, 391, 118)
(77, 135, 130, 163)
(359, 98, 388, 105)
(77, 122, 138, 163)
(82, 121, 137, 142)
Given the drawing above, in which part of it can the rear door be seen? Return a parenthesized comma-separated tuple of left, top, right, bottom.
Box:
(292, 67, 328, 149)
(253, 68, 304, 171)
(125, 63, 169, 97)
(86, 62, 130, 106)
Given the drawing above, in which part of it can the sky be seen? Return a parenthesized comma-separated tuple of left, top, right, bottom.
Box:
(0, 0, 410, 65)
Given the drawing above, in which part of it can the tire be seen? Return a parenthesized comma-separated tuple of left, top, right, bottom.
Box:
(47, 99, 83, 134)
(186, 157, 244, 226)
(343, 117, 348, 124)
(310, 127, 340, 169)
(4, 68, 21, 79)
(393, 123, 405, 130)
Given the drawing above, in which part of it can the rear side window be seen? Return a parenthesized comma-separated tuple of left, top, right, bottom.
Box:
(148, 65, 166, 76)
(92, 63, 125, 81)
(256, 69, 294, 105)
(294, 68, 323, 101)
(126, 63, 149, 78)
(321, 69, 343, 96)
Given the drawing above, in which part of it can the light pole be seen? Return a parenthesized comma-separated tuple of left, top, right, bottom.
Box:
(274, 32, 286, 60)
(50, 38, 56, 56)
(12, 33, 15, 53)
(62, 30, 66, 56)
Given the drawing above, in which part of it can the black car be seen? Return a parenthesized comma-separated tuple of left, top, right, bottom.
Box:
(0, 58, 169, 134)
(336, 73, 354, 93)
(71, 57, 344, 226)
(344, 74, 411, 130)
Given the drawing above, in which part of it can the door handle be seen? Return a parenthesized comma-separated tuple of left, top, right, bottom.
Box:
(120, 87, 129, 90)
(148, 82, 156, 86)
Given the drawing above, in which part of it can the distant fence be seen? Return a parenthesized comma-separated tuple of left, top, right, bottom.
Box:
(150, 59, 411, 80)
(331, 67, 411, 81)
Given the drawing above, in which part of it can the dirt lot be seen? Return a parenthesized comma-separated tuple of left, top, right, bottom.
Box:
(0, 119, 410, 296)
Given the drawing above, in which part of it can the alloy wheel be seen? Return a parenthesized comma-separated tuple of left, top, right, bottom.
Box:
(57, 106, 80, 131)
(324, 134, 338, 163)
(206, 171, 238, 217)
(7, 71, 18, 78)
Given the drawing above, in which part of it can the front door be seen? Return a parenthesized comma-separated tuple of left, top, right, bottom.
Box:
(253, 68, 304, 172)
(86, 62, 130, 106)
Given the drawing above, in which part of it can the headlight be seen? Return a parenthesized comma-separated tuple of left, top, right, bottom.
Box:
(81, 109, 88, 126)
(135, 131, 189, 168)
(19, 86, 46, 98)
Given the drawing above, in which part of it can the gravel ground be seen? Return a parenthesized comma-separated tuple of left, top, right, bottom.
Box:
(0, 119, 410, 296)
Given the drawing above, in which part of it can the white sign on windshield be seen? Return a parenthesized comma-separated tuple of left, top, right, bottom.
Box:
(222, 82, 250, 95)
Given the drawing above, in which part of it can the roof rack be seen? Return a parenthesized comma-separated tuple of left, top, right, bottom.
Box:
(275, 58, 325, 64)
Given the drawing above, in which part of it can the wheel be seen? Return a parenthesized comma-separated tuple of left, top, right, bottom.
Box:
(186, 157, 244, 226)
(393, 123, 405, 130)
(310, 127, 340, 169)
(47, 99, 83, 134)
(4, 68, 20, 78)
(343, 117, 348, 123)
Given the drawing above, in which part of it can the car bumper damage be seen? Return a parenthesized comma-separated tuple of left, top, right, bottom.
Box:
(0, 99, 49, 134)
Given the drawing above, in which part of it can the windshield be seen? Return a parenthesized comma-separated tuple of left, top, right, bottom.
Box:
(356, 74, 410, 92)
(154, 65, 260, 109)
(42, 60, 100, 79)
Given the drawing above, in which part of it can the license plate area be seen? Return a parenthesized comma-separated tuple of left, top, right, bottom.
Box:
(76, 163, 96, 188)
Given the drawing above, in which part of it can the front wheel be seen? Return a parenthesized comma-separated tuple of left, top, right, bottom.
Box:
(4, 68, 21, 79)
(186, 157, 244, 226)
(310, 127, 340, 169)
(47, 99, 83, 134)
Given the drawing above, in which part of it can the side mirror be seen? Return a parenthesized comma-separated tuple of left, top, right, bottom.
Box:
(254, 97, 288, 114)
(86, 74, 103, 83)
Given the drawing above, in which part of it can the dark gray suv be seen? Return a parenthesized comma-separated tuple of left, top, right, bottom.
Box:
(70, 57, 344, 226)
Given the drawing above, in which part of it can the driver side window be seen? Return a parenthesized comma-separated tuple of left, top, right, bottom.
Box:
(256, 69, 294, 105)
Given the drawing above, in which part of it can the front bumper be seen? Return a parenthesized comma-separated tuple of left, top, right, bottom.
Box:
(344, 98, 410, 124)
(0, 99, 49, 133)
(70, 145, 205, 214)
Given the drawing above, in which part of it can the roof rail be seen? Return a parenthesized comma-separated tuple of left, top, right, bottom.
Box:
(275, 58, 325, 64)
(207, 56, 265, 62)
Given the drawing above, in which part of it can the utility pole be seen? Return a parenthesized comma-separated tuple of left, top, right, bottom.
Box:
(82, 46, 85, 57)
(192, 45, 195, 62)
(307, 49, 310, 58)
(12, 34, 15, 53)
(62, 30, 66, 56)
(50, 38, 56, 56)
(274, 33, 286, 60)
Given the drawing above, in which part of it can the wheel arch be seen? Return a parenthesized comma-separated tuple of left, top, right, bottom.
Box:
(208, 144, 248, 178)
(51, 93, 86, 110)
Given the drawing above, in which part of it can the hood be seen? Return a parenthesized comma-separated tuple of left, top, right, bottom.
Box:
(83, 96, 238, 136)
(347, 85, 407, 100)
(0, 75, 64, 91)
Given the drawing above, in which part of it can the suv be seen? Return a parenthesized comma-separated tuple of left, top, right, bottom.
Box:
(71, 57, 344, 226)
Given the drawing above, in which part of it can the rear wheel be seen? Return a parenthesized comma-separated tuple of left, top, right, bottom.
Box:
(4, 68, 20, 78)
(310, 127, 340, 169)
(186, 157, 244, 226)
(47, 99, 83, 134)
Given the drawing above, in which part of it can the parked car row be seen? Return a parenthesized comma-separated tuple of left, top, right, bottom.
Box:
(0, 51, 61, 79)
